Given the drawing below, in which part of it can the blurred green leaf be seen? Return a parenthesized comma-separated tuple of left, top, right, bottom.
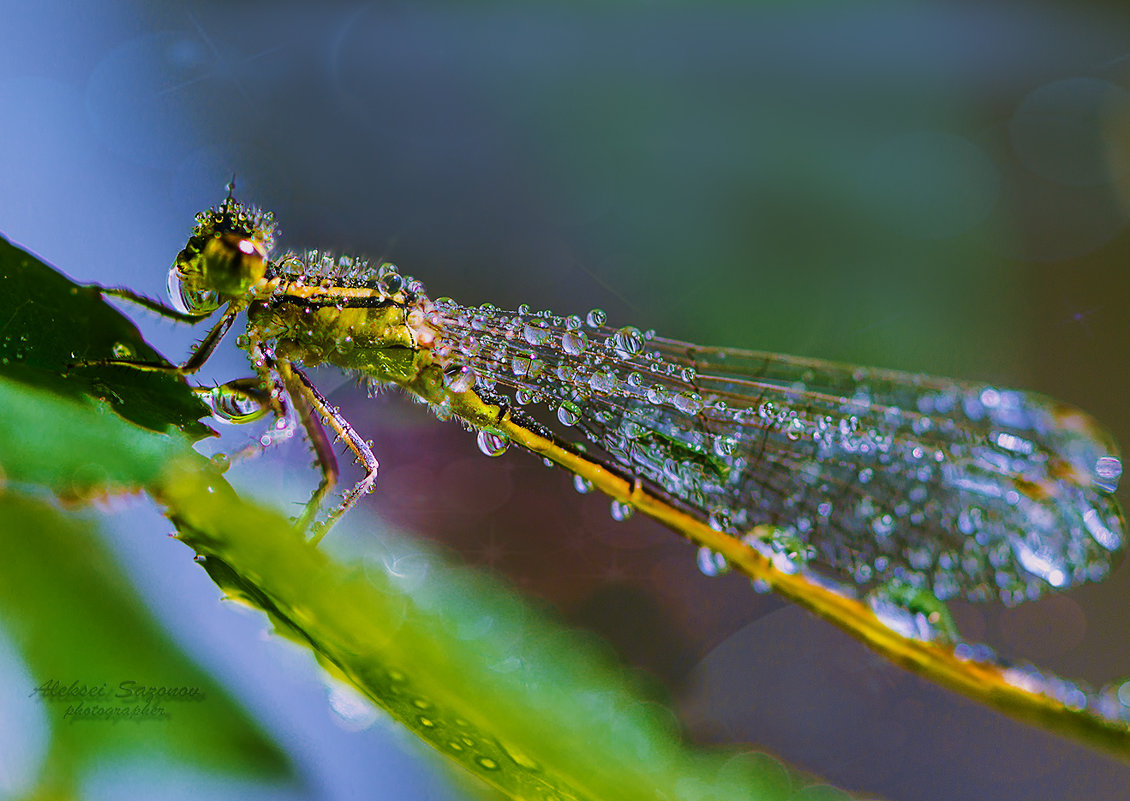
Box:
(160, 467, 799, 801)
(0, 494, 294, 797)
(0, 375, 193, 497)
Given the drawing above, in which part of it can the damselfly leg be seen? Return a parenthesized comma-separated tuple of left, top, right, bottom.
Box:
(273, 355, 380, 542)
(77, 284, 373, 539)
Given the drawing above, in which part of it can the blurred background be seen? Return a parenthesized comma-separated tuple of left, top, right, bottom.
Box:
(3, 1, 1130, 799)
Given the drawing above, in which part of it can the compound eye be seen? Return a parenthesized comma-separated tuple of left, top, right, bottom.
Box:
(202, 232, 269, 293)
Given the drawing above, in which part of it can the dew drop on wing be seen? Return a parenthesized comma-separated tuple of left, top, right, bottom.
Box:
(426, 294, 1124, 605)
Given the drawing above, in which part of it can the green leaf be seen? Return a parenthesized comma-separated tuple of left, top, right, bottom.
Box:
(0, 234, 210, 438)
(0, 493, 294, 797)
(0, 375, 195, 497)
(159, 466, 799, 801)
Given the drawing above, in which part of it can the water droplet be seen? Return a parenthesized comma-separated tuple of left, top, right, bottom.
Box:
(868, 596, 939, 642)
(697, 546, 729, 577)
(443, 366, 477, 392)
(558, 404, 579, 426)
(561, 330, 587, 355)
(523, 322, 550, 346)
(586, 308, 607, 328)
(1095, 456, 1123, 492)
(673, 391, 704, 415)
(511, 354, 532, 377)
(1083, 507, 1121, 550)
(712, 436, 736, 458)
(377, 271, 403, 296)
(111, 342, 133, 359)
(476, 756, 500, 771)
(209, 453, 231, 473)
(1012, 539, 1068, 587)
(573, 475, 594, 494)
(872, 514, 895, 537)
(589, 369, 617, 394)
(205, 384, 266, 424)
(610, 500, 633, 521)
(980, 387, 1001, 408)
(609, 326, 644, 358)
(476, 431, 509, 457)
(327, 681, 379, 731)
(708, 509, 732, 532)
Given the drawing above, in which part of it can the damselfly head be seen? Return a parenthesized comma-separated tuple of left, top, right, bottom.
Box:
(168, 197, 277, 313)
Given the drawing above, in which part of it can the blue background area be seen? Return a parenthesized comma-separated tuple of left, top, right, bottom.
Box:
(2, 2, 1130, 800)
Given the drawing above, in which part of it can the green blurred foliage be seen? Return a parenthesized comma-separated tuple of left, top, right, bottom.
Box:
(0, 495, 293, 796)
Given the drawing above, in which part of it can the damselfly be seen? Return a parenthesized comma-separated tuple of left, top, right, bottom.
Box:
(94, 191, 1129, 755)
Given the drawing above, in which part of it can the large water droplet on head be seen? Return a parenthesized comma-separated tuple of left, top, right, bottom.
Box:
(476, 431, 510, 457)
